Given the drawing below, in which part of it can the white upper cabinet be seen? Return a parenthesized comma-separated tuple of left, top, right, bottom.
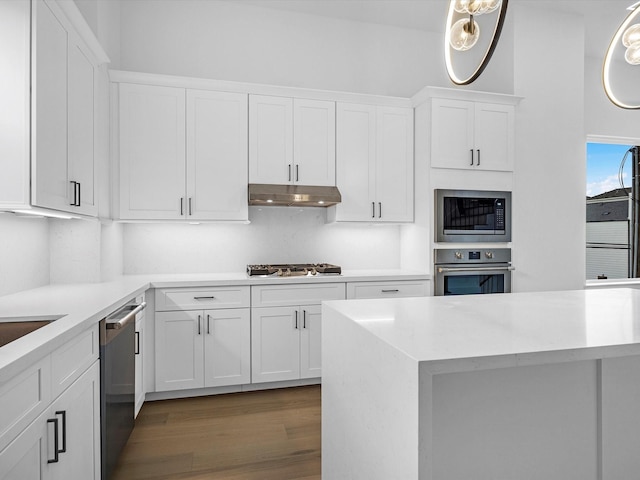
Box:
(0, 0, 106, 217)
(249, 95, 336, 186)
(187, 90, 248, 220)
(32, 0, 69, 212)
(119, 83, 186, 220)
(117, 83, 248, 221)
(335, 103, 414, 222)
(431, 97, 514, 172)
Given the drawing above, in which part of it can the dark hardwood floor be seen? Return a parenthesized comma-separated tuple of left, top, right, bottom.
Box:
(111, 385, 321, 480)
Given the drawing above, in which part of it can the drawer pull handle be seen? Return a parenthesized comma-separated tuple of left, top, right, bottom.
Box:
(193, 296, 216, 300)
(381, 289, 400, 293)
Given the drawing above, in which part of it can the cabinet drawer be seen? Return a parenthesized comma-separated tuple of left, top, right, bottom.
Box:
(346, 281, 429, 299)
(0, 356, 52, 453)
(156, 286, 250, 311)
(252, 283, 345, 307)
(51, 324, 99, 398)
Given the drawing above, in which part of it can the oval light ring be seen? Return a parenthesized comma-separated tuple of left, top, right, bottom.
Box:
(444, 0, 510, 86)
(603, 5, 640, 109)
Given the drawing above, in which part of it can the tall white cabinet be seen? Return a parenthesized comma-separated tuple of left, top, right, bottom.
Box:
(116, 81, 249, 221)
(249, 95, 336, 186)
(335, 103, 414, 222)
(0, 0, 107, 217)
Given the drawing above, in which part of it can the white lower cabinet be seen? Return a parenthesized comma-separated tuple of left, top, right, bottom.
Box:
(251, 284, 345, 383)
(251, 305, 322, 383)
(0, 361, 100, 480)
(134, 307, 145, 417)
(155, 308, 251, 392)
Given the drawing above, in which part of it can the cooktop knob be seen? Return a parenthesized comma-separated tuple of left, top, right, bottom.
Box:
(485, 251, 494, 259)
(455, 251, 463, 260)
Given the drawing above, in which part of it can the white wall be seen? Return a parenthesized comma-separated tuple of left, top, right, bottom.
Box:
(512, 5, 586, 291)
(123, 208, 400, 274)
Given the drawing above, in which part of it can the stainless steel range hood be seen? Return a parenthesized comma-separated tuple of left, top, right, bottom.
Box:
(248, 184, 341, 207)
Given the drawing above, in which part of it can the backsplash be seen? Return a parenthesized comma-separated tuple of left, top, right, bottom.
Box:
(123, 207, 402, 274)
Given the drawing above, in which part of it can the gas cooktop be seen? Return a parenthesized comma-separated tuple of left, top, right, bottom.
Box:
(247, 263, 342, 277)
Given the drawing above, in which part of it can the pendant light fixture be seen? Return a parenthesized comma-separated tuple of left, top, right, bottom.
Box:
(603, 3, 640, 109)
(445, 0, 509, 85)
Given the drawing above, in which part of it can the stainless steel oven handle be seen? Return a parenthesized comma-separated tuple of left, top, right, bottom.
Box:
(106, 302, 147, 330)
(437, 266, 515, 273)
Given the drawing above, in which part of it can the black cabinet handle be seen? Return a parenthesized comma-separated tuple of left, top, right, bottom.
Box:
(207, 314, 211, 335)
(135, 331, 140, 355)
(296, 164, 299, 182)
(189, 197, 192, 216)
(55, 410, 67, 454)
(180, 198, 184, 215)
(381, 289, 400, 293)
(197, 315, 201, 335)
(303, 310, 306, 329)
(288, 164, 292, 182)
(47, 418, 60, 463)
(378, 202, 382, 219)
(69, 181, 80, 206)
(470, 149, 474, 165)
(193, 296, 216, 300)
(477, 149, 481, 166)
(77, 182, 81, 206)
(372, 202, 375, 218)
(295, 310, 298, 329)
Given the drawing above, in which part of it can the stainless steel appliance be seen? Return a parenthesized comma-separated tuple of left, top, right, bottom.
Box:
(435, 189, 511, 242)
(248, 184, 342, 207)
(247, 263, 341, 277)
(434, 248, 513, 295)
(100, 301, 146, 480)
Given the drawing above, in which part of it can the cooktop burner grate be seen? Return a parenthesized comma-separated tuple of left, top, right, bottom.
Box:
(247, 263, 342, 277)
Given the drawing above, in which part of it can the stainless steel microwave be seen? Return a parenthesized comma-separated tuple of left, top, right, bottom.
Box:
(435, 189, 512, 243)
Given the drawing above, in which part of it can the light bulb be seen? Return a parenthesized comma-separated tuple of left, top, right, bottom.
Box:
(622, 23, 640, 47)
(449, 17, 480, 51)
(453, 0, 471, 14)
(481, 0, 501, 14)
(625, 44, 640, 65)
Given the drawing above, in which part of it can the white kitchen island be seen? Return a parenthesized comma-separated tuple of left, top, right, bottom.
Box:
(322, 288, 640, 480)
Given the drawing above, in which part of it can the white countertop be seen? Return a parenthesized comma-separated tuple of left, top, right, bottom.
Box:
(324, 288, 640, 373)
(0, 269, 429, 382)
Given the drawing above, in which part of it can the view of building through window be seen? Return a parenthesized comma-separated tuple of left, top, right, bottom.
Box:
(586, 142, 637, 280)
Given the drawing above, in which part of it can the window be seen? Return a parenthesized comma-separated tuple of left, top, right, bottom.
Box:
(586, 142, 640, 280)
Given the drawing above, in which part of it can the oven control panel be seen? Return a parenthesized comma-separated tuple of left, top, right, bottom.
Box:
(435, 248, 511, 265)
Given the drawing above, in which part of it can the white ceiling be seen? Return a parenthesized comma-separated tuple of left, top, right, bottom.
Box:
(233, 0, 636, 58)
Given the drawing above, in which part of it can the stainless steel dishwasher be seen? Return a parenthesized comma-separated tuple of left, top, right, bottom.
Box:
(100, 301, 146, 480)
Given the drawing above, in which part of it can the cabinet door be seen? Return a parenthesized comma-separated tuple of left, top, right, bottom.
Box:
(299, 305, 322, 379)
(335, 103, 377, 221)
(119, 83, 186, 219)
(134, 314, 145, 417)
(0, 412, 47, 480)
(294, 99, 336, 186)
(474, 103, 514, 172)
(430, 98, 474, 170)
(375, 106, 414, 222)
(155, 311, 204, 391)
(251, 306, 300, 383)
(32, 0, 69, 211)
(249, 95, 293, 184)
(186, 90, 248, 220)
(67, 39, 96, 216)
(47, 362, 100, 480)
(203, 308, 251, 387)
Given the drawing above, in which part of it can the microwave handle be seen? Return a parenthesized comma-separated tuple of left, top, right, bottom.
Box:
(437, 266, 515, 273)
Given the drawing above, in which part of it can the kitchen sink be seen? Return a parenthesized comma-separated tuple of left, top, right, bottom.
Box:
(0, 315, 64, 348)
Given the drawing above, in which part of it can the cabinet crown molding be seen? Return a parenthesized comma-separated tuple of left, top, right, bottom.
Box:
(411, 85, 523, 107)
(109, 70, 412, 108)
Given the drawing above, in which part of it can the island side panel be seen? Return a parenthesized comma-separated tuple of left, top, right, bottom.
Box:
(322, 302, 420, 480)
(429, 360, 599, 480)
(601, 355, 640, 480)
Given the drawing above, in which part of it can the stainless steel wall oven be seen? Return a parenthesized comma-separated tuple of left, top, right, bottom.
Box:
(435, 189, 512, 243)
(434, 248, 513, 296)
